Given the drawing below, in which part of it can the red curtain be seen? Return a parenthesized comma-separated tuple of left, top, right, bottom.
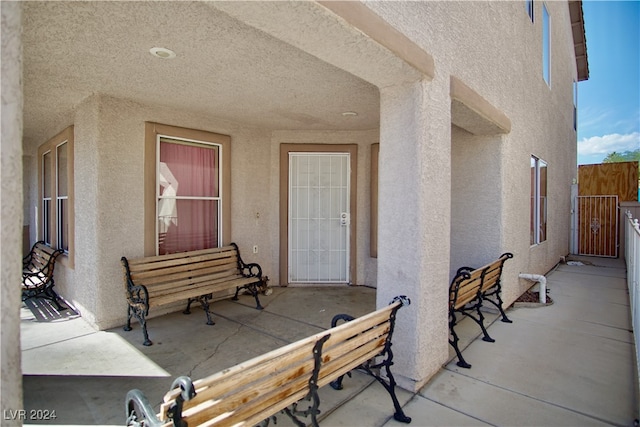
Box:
(158, 141, 219, 254)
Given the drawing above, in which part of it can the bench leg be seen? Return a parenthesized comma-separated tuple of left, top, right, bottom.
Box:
(124, 305, 133, 331)
(483, 288, 512, 323)
(184, 296, 215, 325)
(123, 304, 152, 346)
(356, 353, 411, 423)
(140, 319, 152, 346)
(462, 303, 495, 343)
(197, 296, 215, 325)
(233, 284, 264, 310)
(449, 311, 472, 369)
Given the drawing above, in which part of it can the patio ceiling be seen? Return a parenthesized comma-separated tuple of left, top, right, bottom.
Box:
(22, 1, 380, 147)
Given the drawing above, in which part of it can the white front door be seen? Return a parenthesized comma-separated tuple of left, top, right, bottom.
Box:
(288, 153, 350, 283)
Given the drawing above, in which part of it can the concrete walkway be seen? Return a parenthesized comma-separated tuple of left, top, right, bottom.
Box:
(21, 256, 638, 426)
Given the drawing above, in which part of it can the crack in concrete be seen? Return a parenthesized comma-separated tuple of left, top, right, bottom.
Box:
(187, 322, 244, 378)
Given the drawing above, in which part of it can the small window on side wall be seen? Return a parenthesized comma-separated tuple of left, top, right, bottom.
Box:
(542, 3, 551, 86)
(526, 0, 534, 21)
(530, 156, 547, 245)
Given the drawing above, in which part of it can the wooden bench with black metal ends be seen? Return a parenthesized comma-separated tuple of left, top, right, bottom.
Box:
(22, 241, 65, 310)
(125, 296, 412, 427)
(121, 243, 264, 346)
(448, 252, 513, 369)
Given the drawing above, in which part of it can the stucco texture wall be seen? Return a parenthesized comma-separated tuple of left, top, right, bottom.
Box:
(2, 1, 24, 416)
(23, 94, 378, 330)
(365, 0, 578, 306)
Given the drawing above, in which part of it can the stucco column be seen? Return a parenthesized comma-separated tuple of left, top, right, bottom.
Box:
(1, 1, 24, 421)
(377, 78, 451, 392)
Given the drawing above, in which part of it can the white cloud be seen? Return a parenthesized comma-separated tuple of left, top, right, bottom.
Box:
(578, 132, 640, 156)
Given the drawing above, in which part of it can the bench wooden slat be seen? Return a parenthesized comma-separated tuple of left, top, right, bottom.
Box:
(128, 254, 238, 278)
(176, 339, 320, 412)
(126, 245, 238, 265)
(148, 277, 256, 307)
(129, 256, 238, 281)
(138, 267, 241, 293)
(140, 267, 242, 296)
(184, 364, 313, 426)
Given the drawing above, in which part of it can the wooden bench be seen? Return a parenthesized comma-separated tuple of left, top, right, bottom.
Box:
(22, 241, 65, 310)
(125, 296, 412, 427)
(121, 243, 264, 346)
(448, 252, 513, 368)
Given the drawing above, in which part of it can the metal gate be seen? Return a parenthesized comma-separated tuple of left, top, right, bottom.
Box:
(577, 195, 619, 257)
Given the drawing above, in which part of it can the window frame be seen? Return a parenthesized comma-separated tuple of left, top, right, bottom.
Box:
(526, 0, 534, 22)
(530, 155, 548, 246)
(37, 126, 74, 267)
(144, 122, 231, 256)
(542, 3, 551, 86)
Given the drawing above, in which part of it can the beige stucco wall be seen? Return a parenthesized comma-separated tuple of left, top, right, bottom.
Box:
(365, 1, 578, 306)
(450, 125, 504, 277)
(2, 1, 24, 419)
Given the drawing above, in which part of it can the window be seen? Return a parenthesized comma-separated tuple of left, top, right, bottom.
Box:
(530, 156, 547, 245)
(542, 3, 550, 85)
(144, 123, 231, 256)
(157, 138, 220, 254)
(38, 126, 74, 264)
(526, 0, 534, 21)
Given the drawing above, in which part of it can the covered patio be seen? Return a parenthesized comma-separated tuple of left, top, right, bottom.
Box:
(22, 256, 636, 425)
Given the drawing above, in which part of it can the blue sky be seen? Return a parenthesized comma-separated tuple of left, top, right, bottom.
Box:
(577, 0, 640, 165)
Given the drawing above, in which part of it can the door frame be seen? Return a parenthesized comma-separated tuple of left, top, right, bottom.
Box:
(280, 144, 358, 286)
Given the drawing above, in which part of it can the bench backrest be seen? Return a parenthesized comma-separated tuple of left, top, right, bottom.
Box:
(450, 268, 484, 309)
(157, 301, 402, 426)
(24, 241, 62, 277)
(450, 252, 513, 310)
(123, 245, 242, 297)
(479, 253, 512, 293)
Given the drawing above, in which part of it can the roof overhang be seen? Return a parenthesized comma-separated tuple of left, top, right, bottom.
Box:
(569, 1, 589, 81)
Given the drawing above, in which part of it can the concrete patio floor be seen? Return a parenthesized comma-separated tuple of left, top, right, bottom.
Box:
(21, 256, 638, 426)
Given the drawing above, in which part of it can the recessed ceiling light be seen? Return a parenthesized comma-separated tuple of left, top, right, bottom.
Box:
(149, 47, 176, 59)
(342, 111, 358, 117)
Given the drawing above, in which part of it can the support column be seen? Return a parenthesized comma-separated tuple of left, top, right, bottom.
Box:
(1, 1, 24, 420)
(377, 78, 451, 392)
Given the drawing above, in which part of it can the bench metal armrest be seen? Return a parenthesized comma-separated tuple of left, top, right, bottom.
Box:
(456, 266, 475, 275)
(241, 262, 262, 278)
(122, 256, 150, 312)
(126, 377, 195, 427)
(125, 389, 163, 427)
(230, 242, 263, 279)
(126, 284, 149, 313)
